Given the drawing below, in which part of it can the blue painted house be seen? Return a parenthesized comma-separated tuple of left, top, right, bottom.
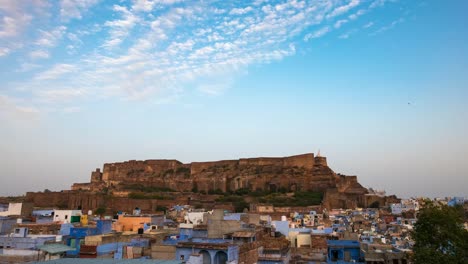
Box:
(176, 238, 238, 264)
(327, 240, 364, 264)
(65, 219, 113, 257)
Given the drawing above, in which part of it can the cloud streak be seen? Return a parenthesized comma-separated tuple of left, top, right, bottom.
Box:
(59, 0, 99, 20)
(34, 64, 77, 80)
(0, 0, 404, 116)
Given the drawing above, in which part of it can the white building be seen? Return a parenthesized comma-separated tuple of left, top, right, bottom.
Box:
(52, 210, 82, 224)
(184, 211, 208, 225)
(0, 203, 24, 217)
(390, 203, 402, 215)
(391, 199, 420, 215)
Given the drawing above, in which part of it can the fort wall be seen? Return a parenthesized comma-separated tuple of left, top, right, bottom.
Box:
(90, 153, 321, 193)
(22, 153, 374, 211)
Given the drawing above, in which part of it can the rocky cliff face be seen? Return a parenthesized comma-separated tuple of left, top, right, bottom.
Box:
(72, 153, 366, 196)
(21, 153, 377, 212)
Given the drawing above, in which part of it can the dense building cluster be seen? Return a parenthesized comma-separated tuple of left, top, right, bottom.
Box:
(0, 196, 465, 263)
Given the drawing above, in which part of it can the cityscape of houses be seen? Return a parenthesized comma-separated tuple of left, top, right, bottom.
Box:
(0, 196, 465, 264)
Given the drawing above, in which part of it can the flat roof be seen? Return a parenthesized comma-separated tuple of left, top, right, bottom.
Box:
(37, 244, 75, 254)
(327, 240, 360, 247)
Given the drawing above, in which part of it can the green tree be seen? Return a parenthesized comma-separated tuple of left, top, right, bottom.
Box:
(411, 203, 468, 264)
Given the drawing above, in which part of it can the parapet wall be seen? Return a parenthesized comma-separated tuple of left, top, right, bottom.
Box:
(284, 153, 315, 169)
(102, 159, 182, 181)
(239, 153, 314, 168)
(102, 159, 181, 173)
(71, 153, 369, 201)
(97, 153, 316, 182)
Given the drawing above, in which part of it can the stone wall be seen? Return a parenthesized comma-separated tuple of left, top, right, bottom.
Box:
(25, 192, 70, 209)
(22, 153, 377, 211)
(77, 153, 332, 194)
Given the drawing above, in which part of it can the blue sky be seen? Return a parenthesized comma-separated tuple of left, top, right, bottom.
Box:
(0, 0, 467, 198)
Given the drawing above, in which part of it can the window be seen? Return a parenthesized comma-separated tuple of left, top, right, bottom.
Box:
(180, 255, 185, 260)
(65, 215, 68, 219)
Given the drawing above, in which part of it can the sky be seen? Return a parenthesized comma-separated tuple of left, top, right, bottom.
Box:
(0, 0, 467, 199)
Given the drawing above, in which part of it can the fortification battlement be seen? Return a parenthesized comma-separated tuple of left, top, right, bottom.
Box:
(75, 153, 348, 194)
(103, 159, 181, 172)
(64, 152, 374, 210)
(99, 153, 319, 175)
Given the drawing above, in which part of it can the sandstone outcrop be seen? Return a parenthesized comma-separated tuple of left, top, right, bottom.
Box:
(22, 153, 389, 212)
(71, 153, 361, 194)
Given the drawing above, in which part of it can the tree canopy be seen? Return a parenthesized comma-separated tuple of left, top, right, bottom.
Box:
(411, 203, 468, 264)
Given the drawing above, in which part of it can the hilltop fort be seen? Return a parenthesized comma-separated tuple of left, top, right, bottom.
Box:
(24, 153, 397, 212)
(73, 153, 336, 193)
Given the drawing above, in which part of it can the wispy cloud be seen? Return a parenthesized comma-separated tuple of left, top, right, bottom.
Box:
(371, 18, 404, 35)
(0, 1, 33, 38)
(34, 64, 77, 80)
(229, 6, 253, 15)
(327, 0, 360, 19)
(131, 0, 184, 12)
(363, 21, 374, 28)
(0, 47, 11, 57)
(30, 50, 50, 59)
(59, 0, 99, 21)
(0, 14, 32, 38)
(131, 0, 157, 12)
(0, 1, 51, 56)
(304, 26, 330, 41)
(334, 19, 348, 29)
(35, 26, 67, 47)
(103, 5, 140, 48)
(369, 0, 392, 9)
(1, 0, 403, 117)
(348, 9, 366, 20)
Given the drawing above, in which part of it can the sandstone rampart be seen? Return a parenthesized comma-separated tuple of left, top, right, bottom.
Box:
(23, 153, 373, 211)
(72, 153, 370, 198)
